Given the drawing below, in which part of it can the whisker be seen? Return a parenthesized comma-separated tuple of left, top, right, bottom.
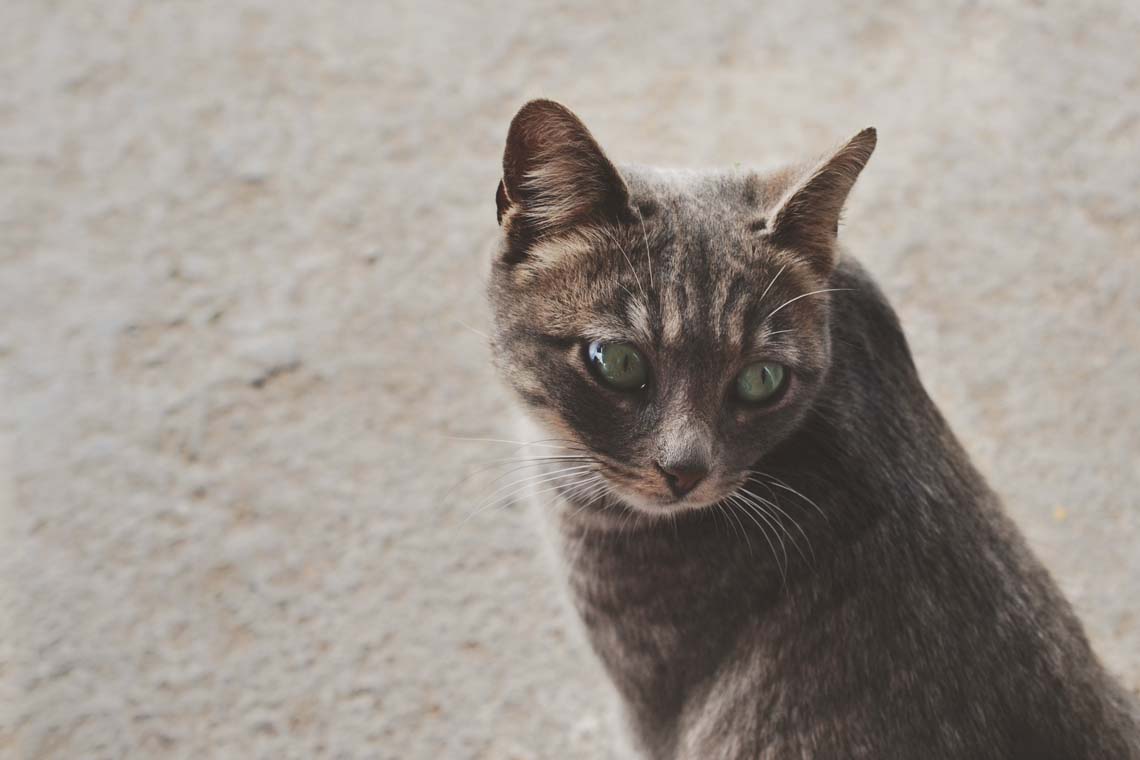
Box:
(727, 494, 786, 586)
(719, 499, 752, 555)
(732, 504, 756, 552)
(445, 456, 595, 501)
(456, 320, 491, 340)
(444, 436, 585, 451)
(765, 288, 853, 322)
(634, 205, 654, 290)
(485, 463, 598, 499)
(738, 486, 812, 563)
(732, 493, 790, 574)
(754, 472, 829, 523)
(615, 281, 639, 304)
(630, 510, 644, 535)
(757, 263, 788, 307)
(601, 225, 647, 302)
(616, 504, 634, 537)
(477, 458, 596, 490)
(581, 483, 614, 514)
(568, 477, 611, 518)
(467, 472, 599, 524)
(464, 465, 598, 523)
(478, 455, 596, 465)
(492, 473, 601, 519)
(564, 475, 602, 502)
(560, 473, 605, 503)
(711, 503, 731, 541)
(563, 509, 600, 567)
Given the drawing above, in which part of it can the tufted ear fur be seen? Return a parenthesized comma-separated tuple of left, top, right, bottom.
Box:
(767, 127, 877, 275)
(496, 100, 632, 262)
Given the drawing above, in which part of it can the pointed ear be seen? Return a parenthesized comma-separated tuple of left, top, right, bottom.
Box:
(497, 100, 631, 259)
(767, 128, 877, 275)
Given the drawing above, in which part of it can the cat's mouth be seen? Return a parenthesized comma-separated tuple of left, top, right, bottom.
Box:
(593, 465, 731, 515)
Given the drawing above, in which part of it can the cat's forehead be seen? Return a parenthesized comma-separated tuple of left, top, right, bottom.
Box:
(620, 164, 803, 222)
(617, 165, 810, 301)
(500, 163, 825, 364)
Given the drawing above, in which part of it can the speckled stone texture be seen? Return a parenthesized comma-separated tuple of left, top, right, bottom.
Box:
(1, 1, 1137, 758)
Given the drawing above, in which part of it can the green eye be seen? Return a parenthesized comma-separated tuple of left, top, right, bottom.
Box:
(587, 341, 648, 391)
(735, 362, 787, 404)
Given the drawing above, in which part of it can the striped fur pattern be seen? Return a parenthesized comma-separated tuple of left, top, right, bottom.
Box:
(487, 100, 1140, 758)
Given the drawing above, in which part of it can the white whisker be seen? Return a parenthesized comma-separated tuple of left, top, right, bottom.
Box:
(765, 288, 853, 322)
(757, 263, 787, 308)
(756, 473, 829, 523)
(561, 473, 604, 503)
(738, 487, 812, 563)
(456, 320, 491, 340)
(444, 436, 585, 452)
(721, 500, 751, 554)
(732, 493, 790, 573)
(634, 205, 654, 290)
(727, 494, 786, 586)
(512, 474, 604, 517)
(601, 225, 647, 302)
(480, 455, 596, 465)
(470, 473, 598, 524)
(568, 477, 611, 518)
(721, 499, 752, 554)
(464, 465, 598, 523)
(446, 456, 594, 501)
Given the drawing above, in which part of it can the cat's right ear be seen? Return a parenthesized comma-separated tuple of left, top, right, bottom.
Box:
(497, 100, 631, 262)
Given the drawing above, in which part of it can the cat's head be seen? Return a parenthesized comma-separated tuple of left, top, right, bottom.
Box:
(488, 100, 875, 518)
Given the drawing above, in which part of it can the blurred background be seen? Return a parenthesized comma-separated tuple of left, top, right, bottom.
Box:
(2, 1, 1138, 758)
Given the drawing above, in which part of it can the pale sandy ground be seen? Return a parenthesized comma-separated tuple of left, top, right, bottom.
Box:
(1, 1, 1138, 758)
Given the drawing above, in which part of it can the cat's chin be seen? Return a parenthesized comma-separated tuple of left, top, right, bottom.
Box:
(556, 489, 722, 532)
(597, 481, 726, 518)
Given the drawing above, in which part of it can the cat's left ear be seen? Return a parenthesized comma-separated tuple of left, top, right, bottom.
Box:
(766, 128, 877, 275)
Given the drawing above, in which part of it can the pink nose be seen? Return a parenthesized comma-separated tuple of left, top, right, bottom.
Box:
(657, 463, 708, 497)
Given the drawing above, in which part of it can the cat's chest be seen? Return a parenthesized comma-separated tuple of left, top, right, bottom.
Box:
(551, 514, 774, 720)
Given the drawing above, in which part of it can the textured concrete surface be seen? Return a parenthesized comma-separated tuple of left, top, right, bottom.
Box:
(1, 1, 1138, 758)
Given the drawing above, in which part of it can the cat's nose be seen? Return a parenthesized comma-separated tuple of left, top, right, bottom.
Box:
(656, 462, 708, 497)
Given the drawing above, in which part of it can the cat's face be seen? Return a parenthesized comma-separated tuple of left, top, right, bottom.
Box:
(489, 100, 874, 517)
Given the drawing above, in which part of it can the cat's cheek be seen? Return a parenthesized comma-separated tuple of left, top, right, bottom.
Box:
(519, 401, 591, 453)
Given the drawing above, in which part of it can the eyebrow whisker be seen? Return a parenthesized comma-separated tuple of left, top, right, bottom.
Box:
(600, 225, 648, 303)
(756, 263, 787, 308)
(764, 288, 853, 322)
(634, 205, 654, 290)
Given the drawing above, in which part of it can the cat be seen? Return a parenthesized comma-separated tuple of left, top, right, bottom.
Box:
(486, 99, 1139, 759)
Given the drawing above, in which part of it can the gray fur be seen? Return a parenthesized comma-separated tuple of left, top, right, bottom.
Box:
(489, 100, 1140, 759)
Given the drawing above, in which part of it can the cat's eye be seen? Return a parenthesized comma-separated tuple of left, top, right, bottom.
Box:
(735, 362, 787, 404)
(586, 340, 648, 391)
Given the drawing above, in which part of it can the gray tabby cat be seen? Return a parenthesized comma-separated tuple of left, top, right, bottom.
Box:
(487, 100, 1139, 759)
